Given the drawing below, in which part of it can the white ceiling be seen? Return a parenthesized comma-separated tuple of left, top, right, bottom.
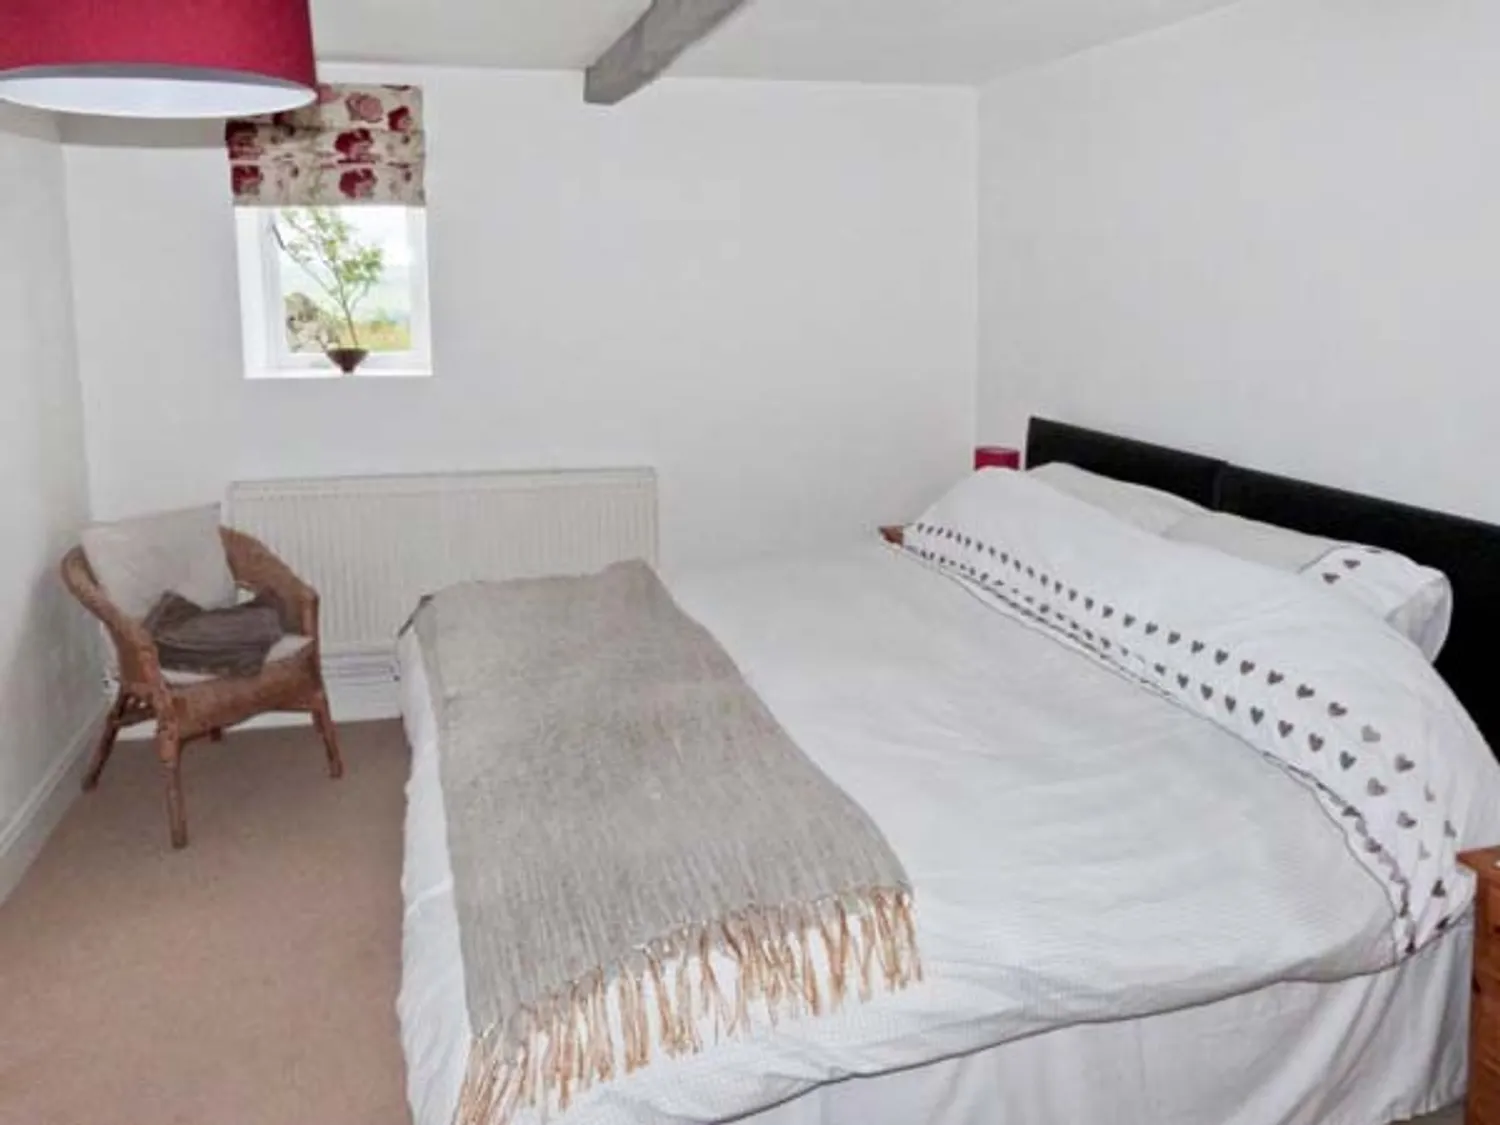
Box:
(313, 0, 1248, 86)
(312, 0, 652, 71)
(677, 0, 1246, 85)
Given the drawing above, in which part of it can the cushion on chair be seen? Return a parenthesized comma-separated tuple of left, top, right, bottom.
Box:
(81, 505, 238, 620)
(160, 635, 314, 686)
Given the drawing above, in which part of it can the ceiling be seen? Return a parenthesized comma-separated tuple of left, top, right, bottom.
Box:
(676, 0, 1246, 85)
(312, 0, 1248, 86)
(312, 0, 651, 71)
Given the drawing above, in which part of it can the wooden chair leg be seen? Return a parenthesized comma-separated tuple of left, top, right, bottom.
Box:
(157, 727, 188, 850)
(83, 691, 129, 792)
(311, 691, 344, 780)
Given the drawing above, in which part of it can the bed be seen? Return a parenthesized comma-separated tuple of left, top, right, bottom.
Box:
(397, 418, 1500, 1125)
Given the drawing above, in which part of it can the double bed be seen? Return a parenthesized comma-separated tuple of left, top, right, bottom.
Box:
(396, 418, 1500, 1125)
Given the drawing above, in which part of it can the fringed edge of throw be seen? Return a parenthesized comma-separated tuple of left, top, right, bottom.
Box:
(456, 887, 921, 1125)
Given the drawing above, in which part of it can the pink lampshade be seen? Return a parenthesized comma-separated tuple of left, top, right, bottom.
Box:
(0, 0, 317, 119)
(975, 446, 1022, 471)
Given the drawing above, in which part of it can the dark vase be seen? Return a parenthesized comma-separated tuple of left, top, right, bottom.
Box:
(325, 347, 370, 375)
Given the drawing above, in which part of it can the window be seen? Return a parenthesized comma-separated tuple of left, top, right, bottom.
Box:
(236, 204, 432, 378)
(225, 83, 428, 377)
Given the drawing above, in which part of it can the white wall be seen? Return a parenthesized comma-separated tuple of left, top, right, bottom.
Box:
(979, 0, 1500, 523)
(64, 66, 978, 571)
(0, 105, 101, 896)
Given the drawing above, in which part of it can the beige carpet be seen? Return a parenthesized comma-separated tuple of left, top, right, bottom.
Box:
(0, 719, 1468, 1125)
(0, 721, 410, 1125)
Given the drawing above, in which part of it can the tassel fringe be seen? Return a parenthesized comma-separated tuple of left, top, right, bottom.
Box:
(456, 887, 921, 1125)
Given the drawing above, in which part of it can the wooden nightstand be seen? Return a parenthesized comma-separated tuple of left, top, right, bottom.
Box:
(1462, 848, 1500, 1124)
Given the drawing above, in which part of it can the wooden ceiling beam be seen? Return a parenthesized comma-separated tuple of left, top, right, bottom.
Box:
(584, 0, 751, 105)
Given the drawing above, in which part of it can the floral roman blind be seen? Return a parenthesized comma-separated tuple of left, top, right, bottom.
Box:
(226, 84, 425, 207)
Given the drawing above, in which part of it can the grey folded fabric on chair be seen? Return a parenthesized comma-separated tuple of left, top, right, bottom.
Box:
(144, 591, 284, 678)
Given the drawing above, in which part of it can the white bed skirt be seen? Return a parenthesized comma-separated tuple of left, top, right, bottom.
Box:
(395, 630, 1469, 1125)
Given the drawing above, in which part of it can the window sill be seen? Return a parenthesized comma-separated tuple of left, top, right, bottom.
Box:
(245, 367, 433, 381)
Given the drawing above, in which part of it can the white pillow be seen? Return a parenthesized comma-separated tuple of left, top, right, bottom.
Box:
(1165, 511, 1334, 573)
(81, 504, 237, 621)
(1027, 462, 1205, 535)
(1304, 543, 1454, 662)
(1165, 511, 1453, 661)
(1027, 465, 1454, 660)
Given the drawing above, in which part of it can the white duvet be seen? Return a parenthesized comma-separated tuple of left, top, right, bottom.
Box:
(907, 471, 1500, 954)
(401, 475, 1500, 1125)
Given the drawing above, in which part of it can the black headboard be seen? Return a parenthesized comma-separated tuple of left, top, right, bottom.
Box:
(1027, 417, 1226, 508)
(1025, 416, 1500, 751)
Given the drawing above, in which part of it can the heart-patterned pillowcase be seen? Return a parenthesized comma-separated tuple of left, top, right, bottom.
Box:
(1163, 511, 1451, 661)
(1304, 544, 1452, 661)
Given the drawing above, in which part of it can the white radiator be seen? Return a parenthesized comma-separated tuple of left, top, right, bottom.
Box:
(226, 467, 658, 679)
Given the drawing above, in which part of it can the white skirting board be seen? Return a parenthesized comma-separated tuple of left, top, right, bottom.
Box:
(320, 648, 404, 724)
(117, 648, 403, 741)
(0, 703, 107, 903)
(227, 649, 403, 730)
(282, 648, 403, 727)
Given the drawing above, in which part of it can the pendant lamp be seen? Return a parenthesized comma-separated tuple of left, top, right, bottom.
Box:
(0, 0, 317, 119)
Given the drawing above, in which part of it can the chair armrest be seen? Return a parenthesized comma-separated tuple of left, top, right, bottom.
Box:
(59, 547, 167, 693)
(220, 528, 319, 638)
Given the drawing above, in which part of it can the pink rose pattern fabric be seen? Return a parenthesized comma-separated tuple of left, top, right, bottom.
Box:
(226, 84, 425, 207)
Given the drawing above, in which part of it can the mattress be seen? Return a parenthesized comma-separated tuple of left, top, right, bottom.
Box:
(397, 544, 1473, 1125)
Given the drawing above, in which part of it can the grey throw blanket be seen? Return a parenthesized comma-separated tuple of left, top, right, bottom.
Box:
(144, 591, 283, 677)
(411, 562, 919, 1124)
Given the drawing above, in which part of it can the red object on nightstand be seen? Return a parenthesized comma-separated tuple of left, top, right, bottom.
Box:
(975, 446, 1022, 471)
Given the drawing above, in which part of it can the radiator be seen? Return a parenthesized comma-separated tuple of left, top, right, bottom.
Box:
(225, 468, 658, 661)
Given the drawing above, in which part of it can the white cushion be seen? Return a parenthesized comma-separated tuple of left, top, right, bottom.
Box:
(81, 505, 237, 621)
(1028, 462, 1205, 535)
(160, 634, 313, 686)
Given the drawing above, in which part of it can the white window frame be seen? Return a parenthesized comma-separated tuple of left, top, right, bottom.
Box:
(235, 205, 433, 379)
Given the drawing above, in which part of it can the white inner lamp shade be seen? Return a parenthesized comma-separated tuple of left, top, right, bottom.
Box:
(0, 65, 315, 119)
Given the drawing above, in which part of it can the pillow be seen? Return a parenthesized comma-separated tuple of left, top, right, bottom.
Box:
(1027, 462, 1204, 536)
(1165, 511, 1453, 661)
(1305, 543, 1453, 662)
(81, 504, 237, 621)
(1027, 465, 1453, 660)
(1165, 511, 1334, 573)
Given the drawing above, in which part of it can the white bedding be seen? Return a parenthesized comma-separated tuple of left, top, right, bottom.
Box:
(397, 541, 1488, 1125)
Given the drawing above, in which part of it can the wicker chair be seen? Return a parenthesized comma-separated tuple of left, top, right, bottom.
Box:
(60, 528, 344, 849)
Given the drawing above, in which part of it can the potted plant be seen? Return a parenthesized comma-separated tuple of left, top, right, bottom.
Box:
(274, 208, 386, 374)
